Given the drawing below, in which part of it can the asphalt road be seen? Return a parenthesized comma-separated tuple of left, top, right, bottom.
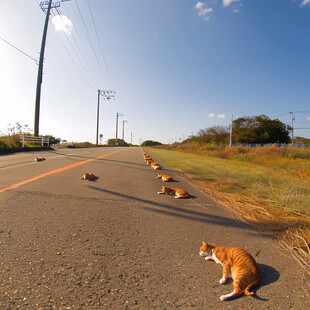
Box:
(0, 147, 307, 309)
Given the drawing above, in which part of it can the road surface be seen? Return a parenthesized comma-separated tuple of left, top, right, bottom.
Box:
(0, 147, 307, 309)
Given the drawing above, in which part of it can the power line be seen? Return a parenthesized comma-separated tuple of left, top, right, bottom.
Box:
(61, 4, 101, 84)
(86, 0, 113, 87)
(0, 35, 37, 63)
(52, 9, 98, 91)
(272, 112, 290, 118)
(75, 0, 108, 85)
(272, 110, 310, 119)
(51, 12, 95, 92)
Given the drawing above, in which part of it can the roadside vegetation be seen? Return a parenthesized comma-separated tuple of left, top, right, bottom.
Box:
(0, 123, 60, 148)
(147, 142, 310, 278)
(141, 140, 162, 146)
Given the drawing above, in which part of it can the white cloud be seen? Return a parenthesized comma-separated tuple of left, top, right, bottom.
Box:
(232, 9, 240, 13)
(301, 0, 310, 6)
(200, 7, 213, 17)
(217, 113, 226, 119)
(52, 15, 73, 35)
(194, 2, 213, 20)
(208, 113, 215, 118)
(194, 2, 205, 10)
(307, 116, 310, 121)
(223, 0, 240, 7)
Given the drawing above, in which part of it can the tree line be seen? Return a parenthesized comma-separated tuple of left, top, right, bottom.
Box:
(188, 115, 292, 145)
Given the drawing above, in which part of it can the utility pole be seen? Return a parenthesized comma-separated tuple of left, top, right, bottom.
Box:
(122, 120, 128, 145)
(131, 132, 134, 144)
(96, 89, 116, 146)
(229, 114, 233, 147)
(34, 0, 71, 136)
(290, 112, 295, 143)
(115, 112, 124, 146)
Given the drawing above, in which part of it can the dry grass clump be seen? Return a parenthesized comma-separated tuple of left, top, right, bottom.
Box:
(279, 228, 310, 295)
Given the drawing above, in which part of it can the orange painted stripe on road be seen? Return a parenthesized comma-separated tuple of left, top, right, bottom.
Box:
(0, 149, 126, 193)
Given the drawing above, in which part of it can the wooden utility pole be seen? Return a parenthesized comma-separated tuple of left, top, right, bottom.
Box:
(34, 0, 53, 136)
(34, 0, 71, 136)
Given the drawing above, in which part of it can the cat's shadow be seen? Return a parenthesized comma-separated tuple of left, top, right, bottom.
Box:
(222, 264, 279, 302)
(88, 177, 99, 182)
(254, 263, 279, 301)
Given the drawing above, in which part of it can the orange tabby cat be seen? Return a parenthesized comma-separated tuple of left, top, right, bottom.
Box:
(157, 186, 189, 198)
(199, 241, 260, 301)
(80, 173, 97, 180)
(151, 162, 161, 170)
(35, 157, 46, 162)
(156, 173, 173, 182)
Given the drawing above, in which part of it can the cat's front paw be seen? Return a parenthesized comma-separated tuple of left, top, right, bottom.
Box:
(219, 278, 226, 285)
(205, 257, 212, 261)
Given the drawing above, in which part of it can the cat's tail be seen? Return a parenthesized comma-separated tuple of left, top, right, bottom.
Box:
(245, 277, 260, 296)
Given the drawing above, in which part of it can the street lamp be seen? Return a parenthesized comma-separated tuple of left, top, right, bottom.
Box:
(96, 89, 116, 146)
(115, 112, 124, 146)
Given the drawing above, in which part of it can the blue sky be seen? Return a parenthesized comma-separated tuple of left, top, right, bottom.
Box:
(0, 0, 310, 144)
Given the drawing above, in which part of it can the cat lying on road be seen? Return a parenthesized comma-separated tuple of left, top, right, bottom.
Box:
(156, 173, 173, 182)
(157, 186, 189, 198)
(35, 157, 46, 162)
(80, 173, 98, 181)
(199, 241, 260, 301)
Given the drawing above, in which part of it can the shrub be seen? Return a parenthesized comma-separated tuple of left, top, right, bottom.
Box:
(141, 140, 162, 147)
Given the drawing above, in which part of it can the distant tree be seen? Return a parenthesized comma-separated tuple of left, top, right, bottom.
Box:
(106, 138, 128, 146)
(141, 140, 162, 146)
(233, 115, 291, 144)
(43, 135, 61, 145)
(193, 126, 229, 144)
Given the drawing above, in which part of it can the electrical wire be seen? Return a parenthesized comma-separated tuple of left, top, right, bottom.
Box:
(61, 4, 102, 85)
(51, 9, 96, 92)
(0, 35, 37, 64)
(55, 7, 100, 88)
(56, 9, 98, 85)
(74, 0, 108, 85)
(86, 0, 113, 87)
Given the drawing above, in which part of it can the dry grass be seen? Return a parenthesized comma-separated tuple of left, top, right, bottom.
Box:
(148, 145, 310, 279)
(0, 134, 22, 148)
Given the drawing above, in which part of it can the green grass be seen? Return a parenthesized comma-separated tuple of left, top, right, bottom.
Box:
(148, 147, 310, 214)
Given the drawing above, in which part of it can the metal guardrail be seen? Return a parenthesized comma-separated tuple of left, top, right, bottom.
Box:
(20, 135, 49, 148)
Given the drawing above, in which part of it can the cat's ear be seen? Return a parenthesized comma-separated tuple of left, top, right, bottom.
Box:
(202, 241, 207, 246)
